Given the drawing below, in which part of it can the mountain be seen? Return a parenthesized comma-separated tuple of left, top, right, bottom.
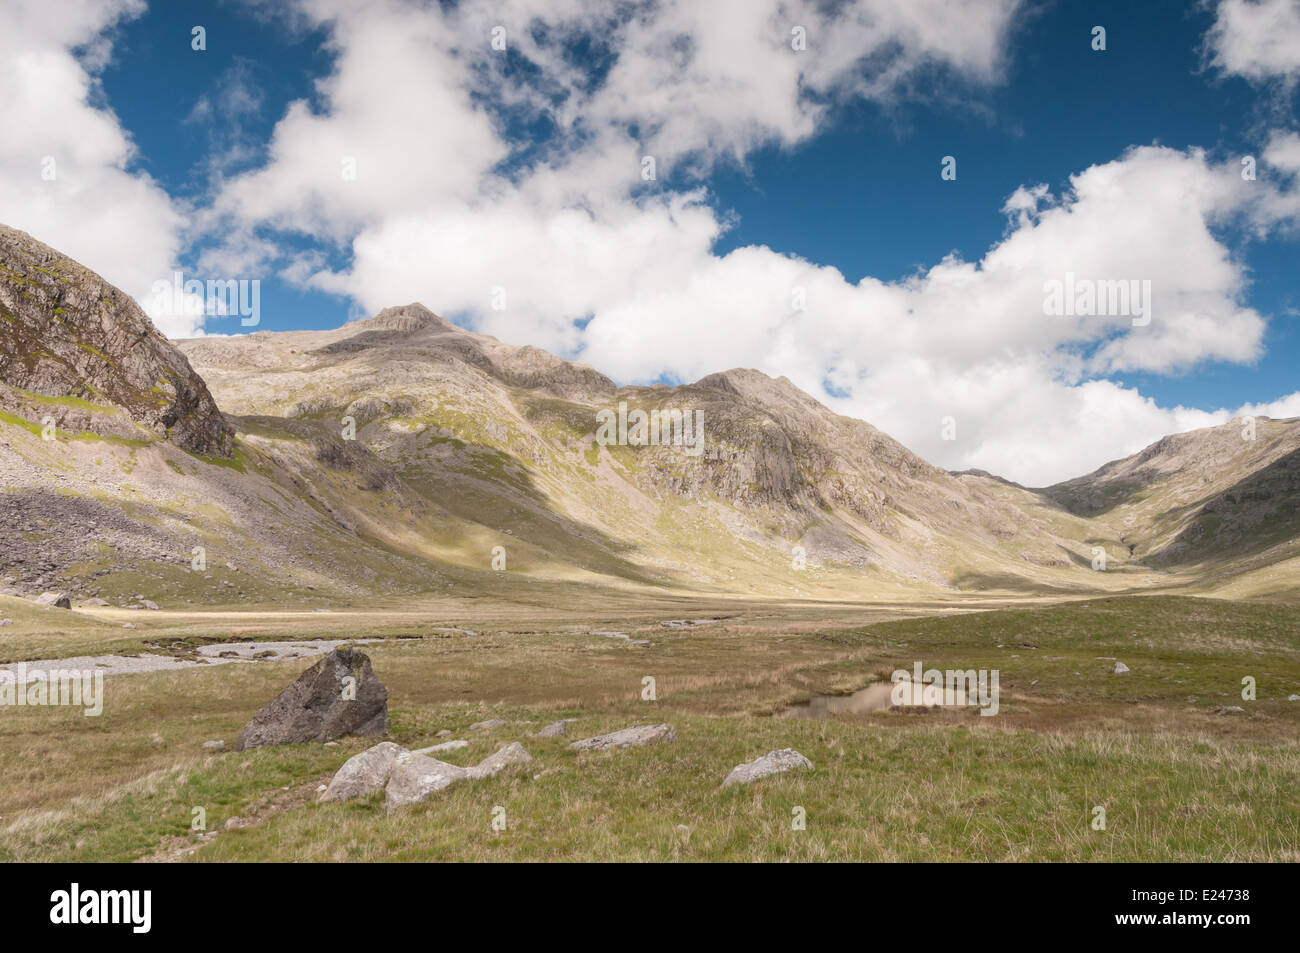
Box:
(1043, 417, 1300, 596)
(0, 225, 231, 457)
(0, 226, 1296, 608)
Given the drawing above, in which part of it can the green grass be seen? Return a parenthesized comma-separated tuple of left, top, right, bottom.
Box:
(0, 596, 1295, 861)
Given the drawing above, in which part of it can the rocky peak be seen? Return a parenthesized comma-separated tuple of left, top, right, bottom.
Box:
(0, 224, 233, 457)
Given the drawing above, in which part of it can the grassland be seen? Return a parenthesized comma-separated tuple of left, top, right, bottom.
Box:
(0, 594, 1296, 862)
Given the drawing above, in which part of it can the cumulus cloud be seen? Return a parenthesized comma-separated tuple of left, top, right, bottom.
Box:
(1205, 0, 1300, 86)
(191, 0, 1300, 485)
(9, 0, 1297, 485)
(0, 0, 206, 336)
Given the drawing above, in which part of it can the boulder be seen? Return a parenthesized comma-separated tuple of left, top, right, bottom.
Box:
(535, 719, 570, 738)
(322, 741, 407, 802)
(235, 647, 389, 750)
(383, 743, 534, 811)
(722, 748, 812, 788)
(35, 591, 71, 609)
(466, 742, 532, 780)
(570, 724, 677, 751)
(384, 753, 468, 811)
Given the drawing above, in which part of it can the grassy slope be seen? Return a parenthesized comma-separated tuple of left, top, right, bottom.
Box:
(1, 596, 1295, 861)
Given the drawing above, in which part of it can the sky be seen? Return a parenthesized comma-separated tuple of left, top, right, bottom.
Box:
(2, 0, 1299, 486)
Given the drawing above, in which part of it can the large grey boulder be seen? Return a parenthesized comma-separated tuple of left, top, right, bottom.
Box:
(35, 591, 71, 609)
(322, 741, 407, 802)
(384, 743, 534, 811)
(236, 647, 389, 750)
(570, 724, 677, 751)
(385, 753, 468, 811)
(722, 748, 812, 788)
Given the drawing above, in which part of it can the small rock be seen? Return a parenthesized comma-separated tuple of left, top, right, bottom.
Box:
(466, 742, 532, 780)
(571, 724, 678, 751)
(140, 599, 160, 610)
(722, 748, 813, 788)
(469, 718, 506, 732)
(1216, 706, 1246, 715)
(435, 729, 452, 737)
(1288, 695, 1300, 702)
(122, 623, 136, 629)
(201, 740, 225, 751)
(34, 591, 71, 609)
(1113, 662, 1130, 674)
(411, 739, 468, 755)
(0, 619, 11, 627)
(535, 719, 570, 738)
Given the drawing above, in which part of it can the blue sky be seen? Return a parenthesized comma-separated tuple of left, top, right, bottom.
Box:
(4, 0, 1299, 483)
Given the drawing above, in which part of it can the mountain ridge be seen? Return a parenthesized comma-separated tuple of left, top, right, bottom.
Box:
(2, 229, 1298, 607)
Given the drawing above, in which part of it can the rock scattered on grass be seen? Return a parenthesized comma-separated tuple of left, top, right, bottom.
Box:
(34, 591, 71, 609)
(411, 739, 467, 755)
(722, 748, 812, 788)
(1216, 706, 1246, 715)
(1113, 662, 1130, 674)
(469, 718, 506, 731)
(202, 740, 225, 751)
(570, 724, 677, 751)
(535, 719, 570, 738)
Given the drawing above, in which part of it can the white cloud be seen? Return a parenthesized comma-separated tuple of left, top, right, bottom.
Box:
(1205, 0, 1300, 86)
(9, 0, 1294, 486)
(197, 0, 1300, 486)
(0, 0, 206, 337)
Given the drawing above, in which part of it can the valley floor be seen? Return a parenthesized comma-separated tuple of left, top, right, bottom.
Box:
(0, 593, 1296, 861)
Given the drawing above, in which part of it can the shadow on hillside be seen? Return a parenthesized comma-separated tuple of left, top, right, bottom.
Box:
(235, 413, 668, 590)
(1142, 447, 1300, 568)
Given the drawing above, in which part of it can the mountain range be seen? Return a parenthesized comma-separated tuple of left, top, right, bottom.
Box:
(2, 222, 1297, 609)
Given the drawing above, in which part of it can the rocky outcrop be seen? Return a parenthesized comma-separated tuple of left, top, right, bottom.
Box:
(0, 224, 233, 457)
(570, 724, 678, 750)
(236, 648, 389, 750)
(721, 748, 812, 787)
